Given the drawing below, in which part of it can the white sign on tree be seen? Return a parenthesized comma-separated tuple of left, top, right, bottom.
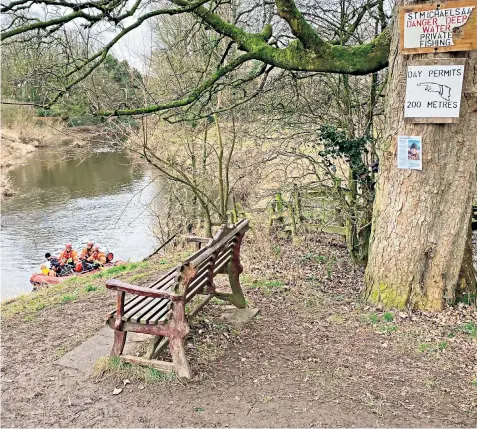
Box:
(404, 64, 465, 119)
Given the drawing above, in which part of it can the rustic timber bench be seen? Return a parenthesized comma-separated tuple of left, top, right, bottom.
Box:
(105, 219, 250, 379)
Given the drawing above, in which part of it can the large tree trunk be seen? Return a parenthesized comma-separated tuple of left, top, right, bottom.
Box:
(364, 1, 477, 311)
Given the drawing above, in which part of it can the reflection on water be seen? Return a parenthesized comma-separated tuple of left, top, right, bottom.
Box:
(1, 148, 163, 300)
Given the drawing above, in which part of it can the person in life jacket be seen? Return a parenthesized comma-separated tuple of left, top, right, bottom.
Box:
(58, 243, 79, 271)
(45, 252, 61, 276)
(40, 264, 50, 276)
(83, 245, 106, 271)
(80, 241, 95, 260)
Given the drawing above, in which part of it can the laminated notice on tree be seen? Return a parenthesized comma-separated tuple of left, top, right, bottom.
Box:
(399, 0, 477, 54)
(404, 64, 465, 119)
(397, 136, 422, 170)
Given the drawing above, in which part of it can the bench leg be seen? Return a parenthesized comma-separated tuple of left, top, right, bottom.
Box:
(228, 261, 246, 308)
(111, 330, 127, 356)
(169, 337, 191, 379)
(168, 300, 191, 379)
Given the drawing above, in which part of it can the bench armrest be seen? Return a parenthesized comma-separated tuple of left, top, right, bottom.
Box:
(106, 279, 182, 301)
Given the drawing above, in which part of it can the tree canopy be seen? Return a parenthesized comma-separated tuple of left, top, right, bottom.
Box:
(1, 0, 391, 116)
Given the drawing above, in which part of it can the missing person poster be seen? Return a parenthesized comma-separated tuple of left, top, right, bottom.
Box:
(397, 136, 422, 170)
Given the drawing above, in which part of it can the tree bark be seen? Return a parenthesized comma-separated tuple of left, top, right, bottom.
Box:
(364, 1, 477, 311)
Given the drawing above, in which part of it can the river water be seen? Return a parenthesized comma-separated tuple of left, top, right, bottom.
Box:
(0, 147, 163, 300)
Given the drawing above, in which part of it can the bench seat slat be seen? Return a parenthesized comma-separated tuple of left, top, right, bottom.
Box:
(140, 300, 173, 324)
(107, 266, 179, 318)
(113, 263, 213, 324)
(146, 274, 209, 324)
(140, 267, 213, 324)
(125, 280, 174, 322)
(134, 297, 170, 324)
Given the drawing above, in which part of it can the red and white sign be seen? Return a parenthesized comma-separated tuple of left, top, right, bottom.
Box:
(404, 6, 475, 49)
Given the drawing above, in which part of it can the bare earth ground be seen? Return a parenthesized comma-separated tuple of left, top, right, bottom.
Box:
(1, 232, 476, 428)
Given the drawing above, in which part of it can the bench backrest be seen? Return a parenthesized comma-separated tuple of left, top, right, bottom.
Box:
(174, 219, 249, 302)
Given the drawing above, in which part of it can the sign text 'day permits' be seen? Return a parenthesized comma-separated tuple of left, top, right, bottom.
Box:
(404, 64, 465, 121)
(399, 0, 477, 54)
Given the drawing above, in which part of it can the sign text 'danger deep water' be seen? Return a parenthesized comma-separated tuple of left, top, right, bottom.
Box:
(399, 0, 477, 53)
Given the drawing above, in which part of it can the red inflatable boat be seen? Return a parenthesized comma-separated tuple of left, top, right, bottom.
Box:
(30, 260, 123, 290)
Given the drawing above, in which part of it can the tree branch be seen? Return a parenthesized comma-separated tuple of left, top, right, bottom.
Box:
(171, 0, 390, 75)
(98, 52, 255, 116)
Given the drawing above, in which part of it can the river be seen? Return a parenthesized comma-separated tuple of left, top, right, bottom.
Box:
(0, 146, 163, 300)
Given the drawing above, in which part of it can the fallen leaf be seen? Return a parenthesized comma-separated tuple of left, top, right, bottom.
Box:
(113, 388, 123, 395)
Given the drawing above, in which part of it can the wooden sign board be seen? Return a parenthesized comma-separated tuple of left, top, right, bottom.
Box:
(400, 0, 477, 54)
(404, 58, 466, 124)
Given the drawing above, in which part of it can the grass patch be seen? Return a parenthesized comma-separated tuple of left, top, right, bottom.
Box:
(61, 292, 78, 303)
(91, 356, 177, 384)
(84, 284, 98, 293)
(418, 341, 448, 354)
(210, 297, 229, 306)
(363, 312, 398, 335)
(447, 322, 477, 340)
(144, 367, 177, 383)
(458, 322, 477, 338)
(301, 253, 327, 264)
(124, 270, 157, 283)
(369, 314, 379, 325)
(90, 262, 149, 279)
(244, 277, 285, 296)
(1, 261, 153, 320)
(377, 324, 398, 334)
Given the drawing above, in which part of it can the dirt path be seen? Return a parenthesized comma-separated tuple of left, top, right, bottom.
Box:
(1, 234, 476, 427)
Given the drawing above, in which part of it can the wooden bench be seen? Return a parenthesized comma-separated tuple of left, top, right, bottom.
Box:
(105, 219, 250, 379)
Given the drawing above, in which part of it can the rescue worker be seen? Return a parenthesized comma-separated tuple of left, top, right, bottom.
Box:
(83, 245, 106, 271)
(58, 243, 78, 274)
(80, 241, 96, 271)
(80, 241, 95, 261)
